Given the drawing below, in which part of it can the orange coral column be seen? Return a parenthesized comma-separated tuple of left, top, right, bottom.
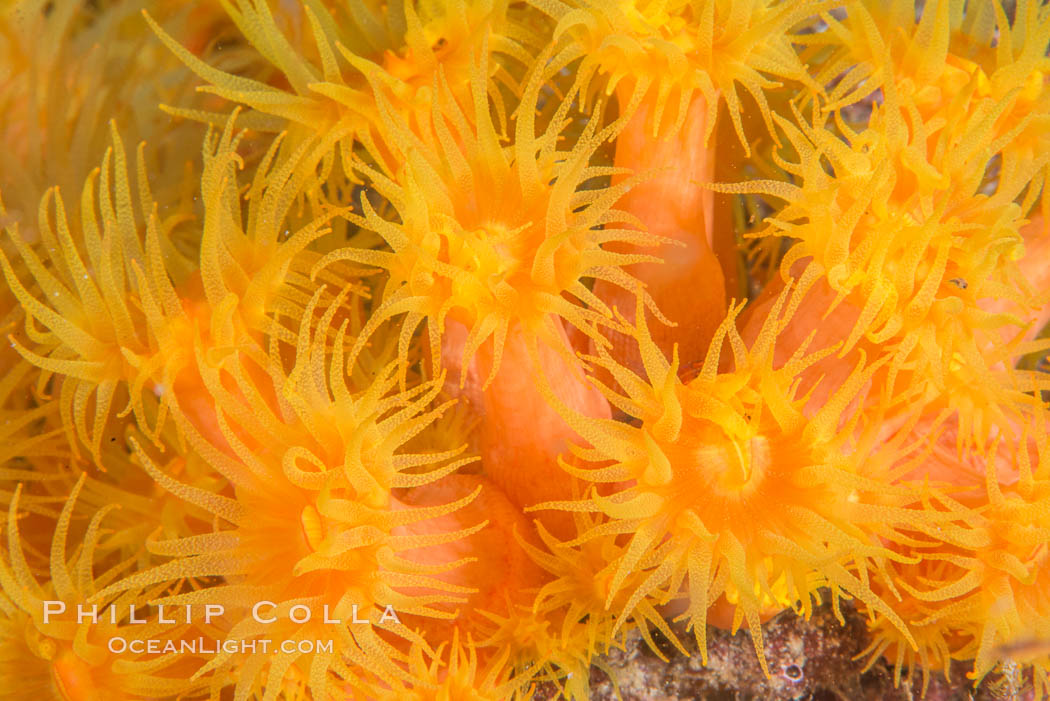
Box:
(396, 473, 549, 641)
(444, 319, 611, 540)
(591, 92, 728, 374)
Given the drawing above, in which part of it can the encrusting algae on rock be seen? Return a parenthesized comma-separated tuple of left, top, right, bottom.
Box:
(1, 0, 1050, 699)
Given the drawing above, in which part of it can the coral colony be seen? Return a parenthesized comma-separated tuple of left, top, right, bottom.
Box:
(2, 0, 1050, 699)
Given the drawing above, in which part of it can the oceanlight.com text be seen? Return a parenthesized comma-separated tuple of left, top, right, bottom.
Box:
(107, 637, 336, 656)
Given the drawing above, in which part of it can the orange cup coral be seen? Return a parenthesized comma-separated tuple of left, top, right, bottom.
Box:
(2, 0, 1049, 699)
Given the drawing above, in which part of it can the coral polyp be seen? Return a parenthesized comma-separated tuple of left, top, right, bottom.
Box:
(2, 0, 1050, 699)
(1, 476, 215, 700)
(530, 292, 959, 675)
